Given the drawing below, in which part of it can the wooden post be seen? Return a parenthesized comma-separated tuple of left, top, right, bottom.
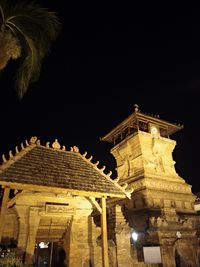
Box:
(49, 242, 54, 267)
(101, 197, 109, 267)
(0, 187, 10, 242)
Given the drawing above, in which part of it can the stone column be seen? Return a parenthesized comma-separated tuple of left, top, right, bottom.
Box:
(160, 242, 176, 267)
(16, 205, 29, 258)
(88, 215, 102, 267)
(67, 208, 95, 267)
(114, 205, 134, 267)
(175, 239, 199, 267)
(25, 207, 41, 265)
(159, 238, 176, 267)
(65, 209, 102, 267)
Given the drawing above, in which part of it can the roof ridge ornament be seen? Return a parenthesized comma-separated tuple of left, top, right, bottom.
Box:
(80, 151, 107, 174)
(107, 171, 112, 177)
(78, 150, 132, 198)
(1, 138, 35, 167)
(30, 136, 37, 144)
(70, 146, 79, 153)
(126, 188, 134, 194)
(52, 139, 61, 150)
(88, 155, 93, 161)
(134, 103, 139, 112)
(83, 151, 87, 157)
(2, 154, 7, 163)
(9, 150, 14, 159)
(113, 177, 119, 183)
(121, 183, 128, 190)
(36, 139, 40, 145)
(21, 143, 25, 150)
(94, 161, 99, 167)
(112, 177, 133, 198)
(125, 187, 134, 198)
(100, 166, 106, 172)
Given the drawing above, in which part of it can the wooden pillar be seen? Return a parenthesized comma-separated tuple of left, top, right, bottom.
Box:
(101, 197, 109, 267)
(0, 187, 10, 242)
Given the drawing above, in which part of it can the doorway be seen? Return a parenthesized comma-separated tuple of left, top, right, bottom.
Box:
(34, 242, 66, 267)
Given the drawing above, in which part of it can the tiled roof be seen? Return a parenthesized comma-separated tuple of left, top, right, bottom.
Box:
(0, 137, 126, 197)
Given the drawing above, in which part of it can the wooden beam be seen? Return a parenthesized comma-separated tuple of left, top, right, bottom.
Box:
(0, 187, 10, 242)
(101, 197, 109, 267)
(88, 197, 102, 214)
(0, 181, 125, 199)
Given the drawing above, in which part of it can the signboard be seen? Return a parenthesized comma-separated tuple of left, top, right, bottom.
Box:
(143, 246, 162, 264)
(45, 203, 74, 214)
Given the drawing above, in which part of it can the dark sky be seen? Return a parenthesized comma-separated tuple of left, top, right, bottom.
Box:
(1, 3, 200, 193)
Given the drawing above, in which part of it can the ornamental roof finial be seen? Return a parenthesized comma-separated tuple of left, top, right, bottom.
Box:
(134, 104, 139, 112)
(52, 139, 61, 150)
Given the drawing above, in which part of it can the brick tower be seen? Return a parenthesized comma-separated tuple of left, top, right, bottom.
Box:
(102, 105, 199, 267)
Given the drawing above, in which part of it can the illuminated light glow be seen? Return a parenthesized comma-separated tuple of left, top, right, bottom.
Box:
(131, 232, 138, 241)
(150, 126, 158, 135)
(176, 231, 182, 239)
(39, 242, 49, 248)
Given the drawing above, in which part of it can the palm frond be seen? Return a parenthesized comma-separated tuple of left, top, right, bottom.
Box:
(6, 3, 61, 56)
(0, 5, 4, 23)
(15, 36, 41, 99)
(0, 0, 61, 98)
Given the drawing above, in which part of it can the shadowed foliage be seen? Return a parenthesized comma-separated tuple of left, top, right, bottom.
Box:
(0, 0, 61, 99)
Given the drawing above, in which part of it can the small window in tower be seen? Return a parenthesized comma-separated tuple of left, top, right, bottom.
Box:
(139, 121, 148, 132)
(160, 128, 168, 138)
(123, 128, 129, 138)
(115, 134, 121, 144)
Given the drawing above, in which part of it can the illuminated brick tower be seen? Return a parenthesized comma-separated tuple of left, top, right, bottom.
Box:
(102, 105, 199, 267)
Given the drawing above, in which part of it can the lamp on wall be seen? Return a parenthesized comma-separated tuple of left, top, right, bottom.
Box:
(176, 231, 182, 239)
(131, 231, 138, 242)
(38, 242, 49, 249)
(173, 231, 182, 245)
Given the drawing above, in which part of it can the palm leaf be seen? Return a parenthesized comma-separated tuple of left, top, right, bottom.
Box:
(15, 36, 41, 99)
(0, 0, 61, 98)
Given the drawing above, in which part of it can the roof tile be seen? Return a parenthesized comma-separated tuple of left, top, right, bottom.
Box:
(0, 143, 125, 197)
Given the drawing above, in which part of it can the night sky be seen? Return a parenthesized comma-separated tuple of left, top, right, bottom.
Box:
(1, 3, 200, 193)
